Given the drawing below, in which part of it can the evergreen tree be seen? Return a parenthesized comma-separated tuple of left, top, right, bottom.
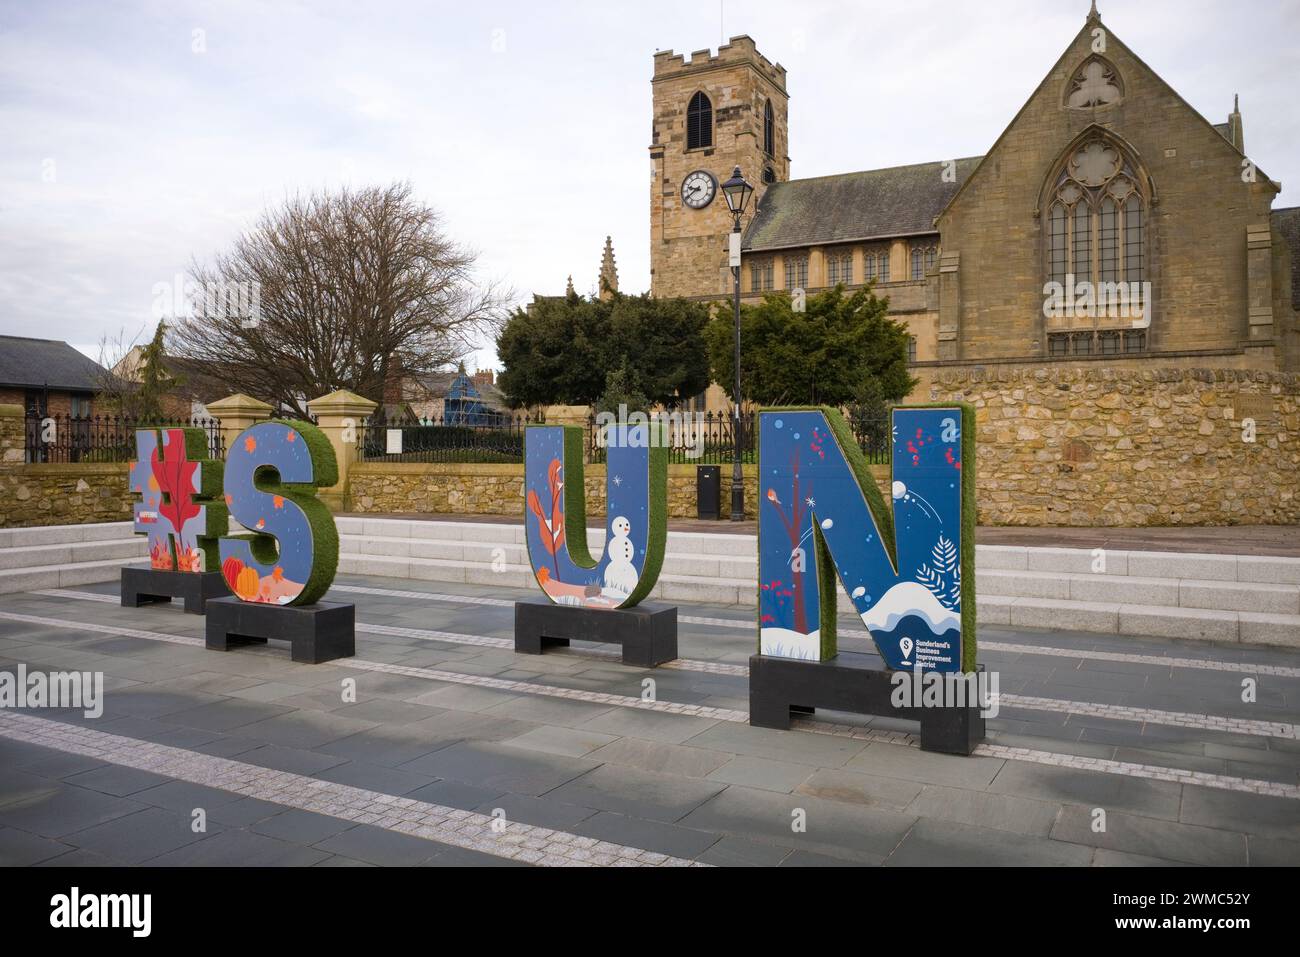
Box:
(703, 286, 916, 408)
(136, 320, 177, 420)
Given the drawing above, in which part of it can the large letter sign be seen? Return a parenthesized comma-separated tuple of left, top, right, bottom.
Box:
(758, 405, 975, 673)
(218, 419, 339, 606)
(130, 428, 226, 572)
(524, 421, 666, 609)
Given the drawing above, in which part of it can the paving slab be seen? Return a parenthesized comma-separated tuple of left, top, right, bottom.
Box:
(1050, 806, 1249, 866)
(545, 764, 727, 824)
(887, 818, 1093, 866)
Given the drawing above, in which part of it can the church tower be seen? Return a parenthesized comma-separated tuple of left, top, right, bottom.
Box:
(650, 36, 789, 298)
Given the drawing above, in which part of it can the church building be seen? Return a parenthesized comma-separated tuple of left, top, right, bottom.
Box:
(649, 5, 1299, 399)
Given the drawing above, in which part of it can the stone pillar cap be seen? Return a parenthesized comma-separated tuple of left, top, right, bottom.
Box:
(207, 393, 274, 416)
(307, 389, 379, 416)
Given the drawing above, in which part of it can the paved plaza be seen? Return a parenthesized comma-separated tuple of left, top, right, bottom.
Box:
(0, 572, 1297, 867)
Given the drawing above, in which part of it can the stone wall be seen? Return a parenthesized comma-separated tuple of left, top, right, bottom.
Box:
(0, 405, 133, 528)
(348, 461, 894, 521)
(349, 463, 765, 519)
(925, 367, 1300, 526)
(0, 463, 132, 527)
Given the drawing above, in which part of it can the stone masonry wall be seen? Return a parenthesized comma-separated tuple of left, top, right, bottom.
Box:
(349, 462, 895, 522)
(0, 463, 132, 527)
(925, 367, 1299, 526)
(349, 463, 764, 520)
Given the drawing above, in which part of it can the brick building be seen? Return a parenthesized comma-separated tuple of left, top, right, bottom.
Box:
(650, 6, 1299, 403)
(0, 335, 106, 419)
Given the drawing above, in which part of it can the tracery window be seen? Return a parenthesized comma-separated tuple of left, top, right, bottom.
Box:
(1044, 137, 1148, 317)
(1065, 56, 1123, 109)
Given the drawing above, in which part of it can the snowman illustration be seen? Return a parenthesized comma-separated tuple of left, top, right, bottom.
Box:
(602, 516, 639, 600)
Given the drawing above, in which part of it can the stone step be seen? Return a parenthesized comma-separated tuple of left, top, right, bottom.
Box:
(333, 552, 1300, 649)
(0, 556, 140, 595)
(0, 538, 148, 571)
(338, 531, 1300, 616)
(338, 533, 756, 579)
(975, 568, 1299, 615)
(0, 521, 136, 549)
(337, 518, 1300, 584)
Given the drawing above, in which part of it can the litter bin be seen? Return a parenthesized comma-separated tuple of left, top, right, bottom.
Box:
(696, 465, 721, 520)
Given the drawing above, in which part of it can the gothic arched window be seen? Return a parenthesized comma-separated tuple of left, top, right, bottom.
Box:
(763, 99, 774, 157)
(1044, 136, 1149, 315)
(687, 92, 712, 150)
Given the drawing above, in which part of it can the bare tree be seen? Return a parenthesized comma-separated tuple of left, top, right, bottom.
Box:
(170, 182, 506, 416)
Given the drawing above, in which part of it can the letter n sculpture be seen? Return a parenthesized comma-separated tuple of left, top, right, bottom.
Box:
(122, 427, 230, 614)
(747, 405, 986, 753)
(514, 420, 677, 666)
(204, 419, 355, 664)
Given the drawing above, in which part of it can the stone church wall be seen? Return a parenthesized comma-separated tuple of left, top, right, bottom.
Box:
(924, 366, 1299, 525)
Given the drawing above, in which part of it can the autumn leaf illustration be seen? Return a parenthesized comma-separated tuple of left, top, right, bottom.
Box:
(152, 429, 201, 559)
(527, 457, 566, 579)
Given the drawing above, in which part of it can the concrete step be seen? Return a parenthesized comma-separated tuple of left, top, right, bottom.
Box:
(339, 518, 1300, 583)
(334, 551, 1300, 649)
(975, 568, 1299, 615)
(339, 528, 1300, 617)
(0, 521, 136, 549)
(0, 538, 148, 571)
(0, 556, 140, 595)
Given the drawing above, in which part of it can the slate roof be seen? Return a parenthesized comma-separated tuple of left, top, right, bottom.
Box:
(1272, 206, 1300, 309)
(0, 336, 108, 391)
(742, 157, 983, 252)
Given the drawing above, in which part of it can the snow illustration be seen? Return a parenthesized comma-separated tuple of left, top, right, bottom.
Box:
(602, 515, 639, 599)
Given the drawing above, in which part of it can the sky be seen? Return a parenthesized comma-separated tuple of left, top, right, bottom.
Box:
(2, 0, 1297, 372)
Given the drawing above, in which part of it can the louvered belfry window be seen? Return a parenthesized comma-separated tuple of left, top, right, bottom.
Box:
(687, 92, 712, 150)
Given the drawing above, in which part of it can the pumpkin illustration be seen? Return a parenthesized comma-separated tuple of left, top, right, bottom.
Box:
(222, 556, 244, 590)
(234, 565, 261, 601)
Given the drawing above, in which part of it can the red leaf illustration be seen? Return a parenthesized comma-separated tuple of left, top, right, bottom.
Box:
(152, 429, 200, 540)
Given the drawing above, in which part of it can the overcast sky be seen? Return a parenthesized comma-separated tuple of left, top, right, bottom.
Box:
(2, 0, 1297, 371)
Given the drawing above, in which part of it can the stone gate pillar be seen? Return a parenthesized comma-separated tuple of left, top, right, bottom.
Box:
(206, 393, 273, 456)
(306, 389, 378, 511)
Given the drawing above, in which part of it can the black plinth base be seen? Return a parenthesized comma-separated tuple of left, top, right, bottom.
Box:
(205, 596, 355, 664)
(121, 567, 229, 615)
(748, 651, 985, 755)
(514, 599, 678, 667)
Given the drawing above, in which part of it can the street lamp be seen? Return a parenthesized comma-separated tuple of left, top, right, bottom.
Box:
(721, 165, 753, 522)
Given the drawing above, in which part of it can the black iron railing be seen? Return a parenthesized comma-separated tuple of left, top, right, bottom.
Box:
(585, 410, 892, 465)
(23, 413, 224, 464)
(357, 410, 539, 464)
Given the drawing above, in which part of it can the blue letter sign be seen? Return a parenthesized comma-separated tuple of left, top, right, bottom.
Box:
(758, 405, 975, 672)
(524, 422, 667, 609)
(218, 419, 339, 606)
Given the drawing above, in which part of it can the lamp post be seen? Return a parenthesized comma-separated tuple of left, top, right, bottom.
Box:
(720, 166, 754, 522)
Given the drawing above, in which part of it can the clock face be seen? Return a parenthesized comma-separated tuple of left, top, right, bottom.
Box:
(681, 170, 717, 209)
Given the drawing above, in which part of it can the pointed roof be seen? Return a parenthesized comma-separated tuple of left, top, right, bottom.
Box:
(598, 236, 619, 299)
(938, 8, 1275, 220)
